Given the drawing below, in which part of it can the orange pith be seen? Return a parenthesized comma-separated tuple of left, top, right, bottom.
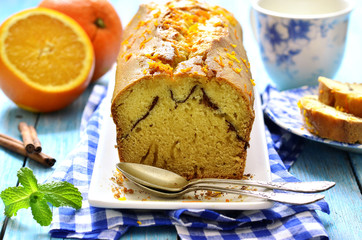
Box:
(0, 8, 95, 112)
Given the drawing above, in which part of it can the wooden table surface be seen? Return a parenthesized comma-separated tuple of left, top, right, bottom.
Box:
(0, 1, 361, 239)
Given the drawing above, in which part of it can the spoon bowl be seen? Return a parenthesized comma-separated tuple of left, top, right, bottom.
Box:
(116, 162, 335, 193)
(116, 162, 189, 190)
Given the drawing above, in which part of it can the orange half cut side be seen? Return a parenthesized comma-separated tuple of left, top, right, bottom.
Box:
(0, 8, 95, 112)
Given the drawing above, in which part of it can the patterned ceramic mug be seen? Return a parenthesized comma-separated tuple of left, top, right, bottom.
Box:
(251, 0, 355, 90)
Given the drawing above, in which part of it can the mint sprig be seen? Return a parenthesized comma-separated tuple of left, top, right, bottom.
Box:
(0, 167, 82, 226)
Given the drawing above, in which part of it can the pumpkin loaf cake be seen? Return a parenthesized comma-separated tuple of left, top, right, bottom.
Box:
(111, 0, 255, 180)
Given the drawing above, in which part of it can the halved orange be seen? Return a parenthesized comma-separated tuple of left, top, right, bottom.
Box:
(0, 8, 95, 112)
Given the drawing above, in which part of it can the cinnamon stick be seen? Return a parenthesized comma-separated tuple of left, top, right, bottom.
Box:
(18, 122, 35, 154)
(29, 125, 42, 153)
(0, 133, 55, 167)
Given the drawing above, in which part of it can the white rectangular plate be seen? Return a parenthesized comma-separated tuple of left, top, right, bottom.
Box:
(89, 79, 273, 210)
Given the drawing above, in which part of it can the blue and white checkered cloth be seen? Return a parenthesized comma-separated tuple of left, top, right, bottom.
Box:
(48, 84, 330, 240)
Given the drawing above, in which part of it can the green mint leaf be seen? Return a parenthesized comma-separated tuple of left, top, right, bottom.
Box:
(17, 167, 38, 193)
(39, 181, 82, 210)
(0, 186, 30, 217)
(0, 167, 82, 227)
(29, 192, 52, 226)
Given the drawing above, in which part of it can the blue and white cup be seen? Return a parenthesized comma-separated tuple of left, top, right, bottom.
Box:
(251, 0, 355, 90)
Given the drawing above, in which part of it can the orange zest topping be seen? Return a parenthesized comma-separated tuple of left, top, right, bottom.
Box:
(187, 23, 199, 35)
(214, 56, 225, 67)
(241, 58, 251, 68)
(234, 29, 239, 39)
(213, 22, 223, 27)
(172, 44, 180, 57)
(121, 39, 129, 46)
(153, 10, 161, 18)
(181, 67, 192, 73)
(140, 37, 153, 49)
(227, 52, 240, 63)
(148, 61, 173, 75)
(219, 56, 224, 66)
(202, 64, 208, 74)
(250, 79, 256, 86)
(232, 67, 241, 73)
(231, 43, 237, 48)
(125, 53, 133, 61)
(122, 34, 136, 49)
(145, 53, 159, 61)
(135, 20, 150, 30)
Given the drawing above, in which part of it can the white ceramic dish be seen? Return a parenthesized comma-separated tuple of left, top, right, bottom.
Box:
(264, 86, 362, 154)
(88, 80, 273, 210)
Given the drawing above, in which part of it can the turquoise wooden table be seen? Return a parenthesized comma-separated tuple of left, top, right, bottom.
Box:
(0, 1, 361, 239)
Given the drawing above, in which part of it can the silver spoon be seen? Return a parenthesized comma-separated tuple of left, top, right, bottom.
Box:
(116, 162, 335, 193)
(123, 171, 325, 204)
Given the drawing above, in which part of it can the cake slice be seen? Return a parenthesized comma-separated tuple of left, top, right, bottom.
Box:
(298, 95, 362, 144)
(318, 76, 362, 118)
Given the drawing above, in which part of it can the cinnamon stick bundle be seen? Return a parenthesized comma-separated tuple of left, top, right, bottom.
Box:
(0, 133, 55, 167)
(18, 122, 42, 153)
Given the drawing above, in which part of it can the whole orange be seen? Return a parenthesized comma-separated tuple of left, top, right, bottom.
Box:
(39, 0, 123, 82)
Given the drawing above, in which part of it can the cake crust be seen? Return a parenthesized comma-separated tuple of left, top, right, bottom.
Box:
(112, 0, 254, 103)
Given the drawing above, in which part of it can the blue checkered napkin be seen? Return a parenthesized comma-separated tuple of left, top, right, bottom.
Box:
(48, 85, 330, 240)
(262, 85, 306, 170)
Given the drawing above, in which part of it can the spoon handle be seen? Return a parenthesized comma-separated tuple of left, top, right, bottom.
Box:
(190, 185, 325, 205)
(190, 179, 335, 193)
